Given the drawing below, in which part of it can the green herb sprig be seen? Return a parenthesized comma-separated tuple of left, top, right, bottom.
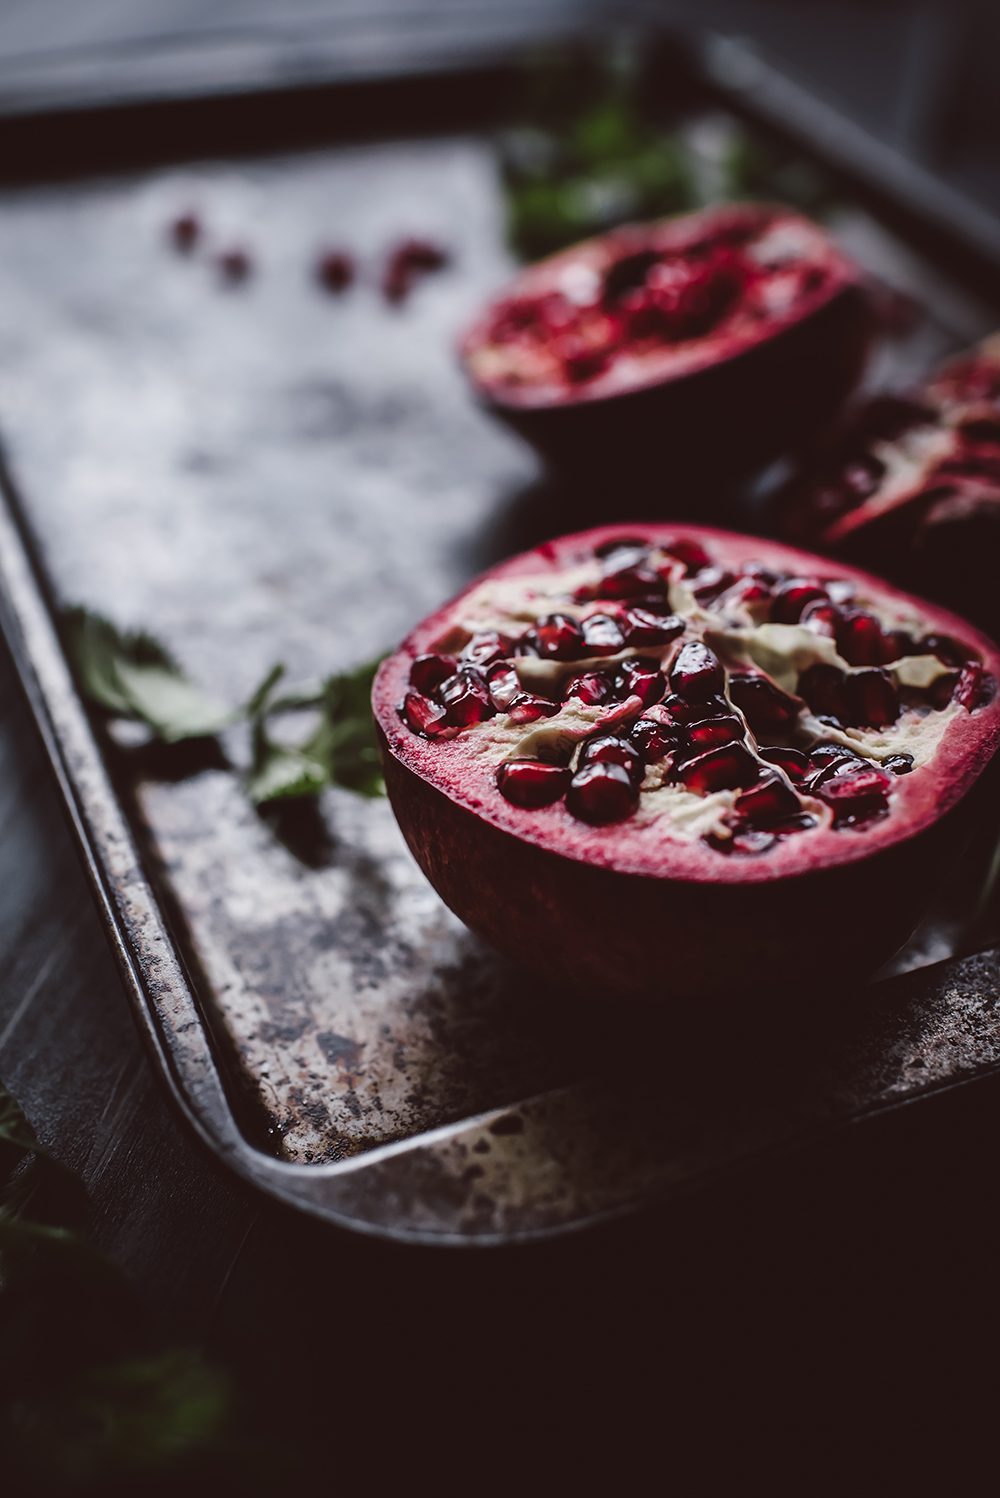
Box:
(64, 607, 386, 808)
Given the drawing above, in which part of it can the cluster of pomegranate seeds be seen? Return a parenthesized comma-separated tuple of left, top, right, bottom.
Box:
(398, 534, 996, 855)
(475, 218, 833, 392)
(167, 212, 449, 303)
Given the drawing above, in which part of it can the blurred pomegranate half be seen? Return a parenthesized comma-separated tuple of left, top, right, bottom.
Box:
(373, 524, 1000, 1000)
(461, 204, 873, 503)
(775, 332, 1000, 640)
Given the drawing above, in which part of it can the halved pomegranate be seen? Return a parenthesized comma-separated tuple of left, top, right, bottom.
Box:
(461, 204, 873, 496)
(775, 332, 1000, 638)
(373, 525, 1000, 999)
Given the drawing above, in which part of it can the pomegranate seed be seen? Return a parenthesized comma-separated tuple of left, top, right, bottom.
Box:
(883, 753, 914, 775)
(507, 693, 561, 724)
(727, 673, 803, 735)
(669, 641, 725, 701)
(836, 611, 896, 667)
(400, 691, 452, 738)
(566, 761, 639, 824)
(844, 669, 899, 728)
(806, 750, 867, 791)
(952, 663, 993, 710)
(594, 536, 650, 558)
(799, 599, 842, 638)
(661, 539, 711, 575)
(579, 735, 645, 784)
(217, 247, 252, 283)
(614, 657, 666, 707)
(629, 714, 680, 760)
(462, 630, 515, 669)
(438, 669, 495, 726)
(770, 578, 829, 624)
(797, 664, 849, 721)
(682, 715, 745, 753)
(487, 665, 521, 712)
(597, 559, 665, 600)
(171, 211, 200, 252)
(916, 632, 970, 668)
(496, 759, 571, 809)
(662, 692, 730, 723)
(815, 767, 892, 824)
(410, 653, 458, 694)
(525, 614, 584, 660)
(678, 741, 759, 794)
(691, 566, 736, 603)
(733, 773, 802, 824)
(621, 609, 685, 647)
(758, 746, 810, 781)
(383, 238, 449, 304)
(565, 672, 611, 706)
(580, 613, 626, 655)
(316, 250, 355, 292)
(928, 671, 960, 709)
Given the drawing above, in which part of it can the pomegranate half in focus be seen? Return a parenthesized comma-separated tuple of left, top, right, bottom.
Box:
(373, 525, 1000, 1000)
(461, 204, 873, 500)
(775, 332, 1000, 640)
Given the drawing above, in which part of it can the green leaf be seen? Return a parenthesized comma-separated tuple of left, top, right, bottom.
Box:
(247, 656, 386, 804)
(246, 741, 330, 804)
(63, 608, 231, 742)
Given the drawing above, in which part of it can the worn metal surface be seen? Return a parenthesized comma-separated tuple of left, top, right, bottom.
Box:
(2, 133, 1000, 1239)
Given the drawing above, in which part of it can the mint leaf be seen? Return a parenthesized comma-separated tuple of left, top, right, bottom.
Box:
(64, 609, 230, 743)
(246, 656, 385, 804)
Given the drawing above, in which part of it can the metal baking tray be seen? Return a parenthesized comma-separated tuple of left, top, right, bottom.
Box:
(2, 131, 1000, 1244)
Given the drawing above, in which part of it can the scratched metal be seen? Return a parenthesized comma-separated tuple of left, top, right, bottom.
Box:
(0, 134, 1000, 1230)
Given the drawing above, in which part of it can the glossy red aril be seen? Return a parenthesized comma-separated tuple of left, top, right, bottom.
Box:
(438, 670, 494, 727)
(507, 694, 560, 724)
(462, 630, 515, 668)
(410, 653, 458, 694)
(758, 745, 811, 781)
(525, 614, 584, 660)
(629, 711, 680, 760)
(496, 760, 572, 809)
(614, 657, 666, 707)
(579, 735, 645, 784)
(733, 773, 802, 824)
(727, 674, 803, 735)
(621, 609, 685, 646)
(566, 761, 638, 824)
(564, 672, 611, 706)
(400, 691, 453, 739)
(678, 741, 759, 795)
(669, 642, 724, 701)
(769, 579, 829, 624)
(845, 669, 899, 728)
(375, 522, 1000, 1000)
(580, 613, 626, 654)
(462, 205, 873, 498)
(836, 610, 897, 667)
(681, 716, 745, 753)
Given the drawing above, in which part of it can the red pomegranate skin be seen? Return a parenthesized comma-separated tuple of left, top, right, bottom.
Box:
(373, 525, 1000, 1000)
(461, 204, 874, 496)
(776, 333, 1000, 639)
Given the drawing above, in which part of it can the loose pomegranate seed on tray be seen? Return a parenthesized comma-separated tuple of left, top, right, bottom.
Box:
(460, 203, 874, 494)
(374, 525, 1000, 1001)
